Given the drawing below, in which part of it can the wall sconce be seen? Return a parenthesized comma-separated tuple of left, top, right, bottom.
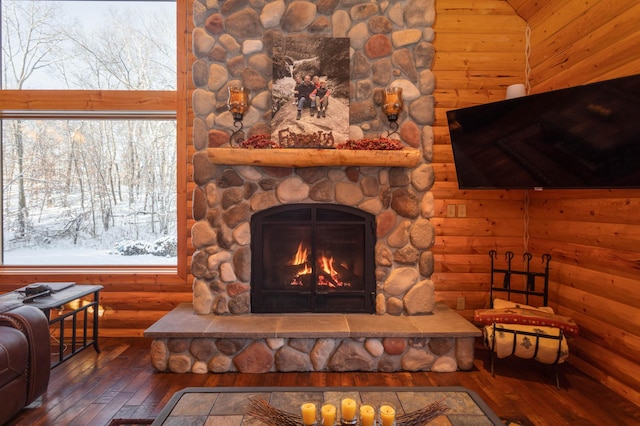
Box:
(506, 83, 526, 99)
(382, 87, 403, 137)
(227, 85, 250, 144)
(506, 25, 531, 100)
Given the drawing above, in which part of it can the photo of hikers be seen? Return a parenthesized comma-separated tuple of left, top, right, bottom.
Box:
(271, 36, 350, 146)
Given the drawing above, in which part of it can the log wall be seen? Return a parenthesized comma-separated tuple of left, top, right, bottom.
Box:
(435, 0, 640, 405)
(431, 1, 528, 317)
(507, 0, 640, 406)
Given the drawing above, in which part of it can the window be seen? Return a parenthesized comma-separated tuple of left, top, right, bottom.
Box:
(0, 0, 179, 269)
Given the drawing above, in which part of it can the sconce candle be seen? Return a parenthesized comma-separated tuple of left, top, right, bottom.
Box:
(227, 86, 251, 121)
(227, 86, 251, 145)
(382, 87, 404, 122)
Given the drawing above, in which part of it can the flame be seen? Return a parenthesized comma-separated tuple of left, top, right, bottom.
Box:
(289, 242, 308, 266)
(298, 263, 312, 276)
(287, 242, 351, 287)
(319, 255, 338, 277)
(290, 242, 312, 282)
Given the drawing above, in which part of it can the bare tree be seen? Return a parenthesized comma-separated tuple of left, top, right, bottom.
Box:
(2, 0, 176, 261)
(2, 1, 68, 240)
(1, 1, 68, 88)
(59, 5, 177, 241)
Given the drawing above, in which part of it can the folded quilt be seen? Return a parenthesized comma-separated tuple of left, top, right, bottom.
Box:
(492, 298, 555, 313)
(474, 307, 579, 337)
(483, 323, 569, 364)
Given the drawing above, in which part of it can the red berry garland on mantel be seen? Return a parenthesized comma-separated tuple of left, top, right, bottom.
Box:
(336, 137, 403, 150)
(238, 134, 280, 149)
(238, 134, 404, 150)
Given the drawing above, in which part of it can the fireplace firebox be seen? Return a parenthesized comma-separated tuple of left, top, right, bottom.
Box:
(251, 204, 376, 313)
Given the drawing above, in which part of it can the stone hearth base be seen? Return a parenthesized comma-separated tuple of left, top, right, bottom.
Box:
(144, 303, 481, 374)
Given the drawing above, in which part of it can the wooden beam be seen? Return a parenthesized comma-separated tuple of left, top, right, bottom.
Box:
(207, 147, 422, 168)
(0, 90, 176, 118)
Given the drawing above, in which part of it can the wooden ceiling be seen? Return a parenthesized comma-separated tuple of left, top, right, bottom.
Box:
(506, 0, 552, 21)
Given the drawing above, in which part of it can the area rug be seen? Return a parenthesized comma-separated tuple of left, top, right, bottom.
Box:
(153, 386, 504, 425)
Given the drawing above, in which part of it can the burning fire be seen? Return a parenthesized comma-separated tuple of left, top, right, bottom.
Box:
(289, 242, 312, 280)
(289, 242, 351, 287)
(319, 255, 338, 279)
(289, 242, 309, 266)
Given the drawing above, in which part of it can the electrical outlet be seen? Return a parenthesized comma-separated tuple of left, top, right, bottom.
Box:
(446, 204, 456, 217)
(457, 204, 467, 217)
(456, 296, 465, 310)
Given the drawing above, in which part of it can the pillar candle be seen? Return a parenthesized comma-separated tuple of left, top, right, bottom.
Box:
(360, 404, 375, 426)
(341, 398, 357, 421)
(321, 403, 336, 426)
(301, 402, 317, 425)
(379, 404, 396, 426)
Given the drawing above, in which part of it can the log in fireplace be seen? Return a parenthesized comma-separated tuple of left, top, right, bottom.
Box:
(251, 204, 376, 313)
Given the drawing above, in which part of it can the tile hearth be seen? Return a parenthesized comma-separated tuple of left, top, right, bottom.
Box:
(144, 303, 481, 374)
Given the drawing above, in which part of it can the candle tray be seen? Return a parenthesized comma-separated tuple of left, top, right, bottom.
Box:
(245, 396, 450, 426)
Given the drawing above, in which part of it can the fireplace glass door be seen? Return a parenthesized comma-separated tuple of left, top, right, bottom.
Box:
(251, 204, 375, 313)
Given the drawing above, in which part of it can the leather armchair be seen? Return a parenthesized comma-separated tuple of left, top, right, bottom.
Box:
(0, 303, 51, 424)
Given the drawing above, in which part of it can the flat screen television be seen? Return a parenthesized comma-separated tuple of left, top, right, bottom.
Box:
(446, 74, 640, 190)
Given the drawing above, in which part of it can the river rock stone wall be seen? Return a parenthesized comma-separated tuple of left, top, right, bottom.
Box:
(150, 335, 476, 374)
(190, 0, 437, 316)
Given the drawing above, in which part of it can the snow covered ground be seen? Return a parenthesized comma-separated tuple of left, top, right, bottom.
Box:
(4, 246, 176, 266)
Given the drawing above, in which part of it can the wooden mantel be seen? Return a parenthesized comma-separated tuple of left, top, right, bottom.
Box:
(207, 147, 422, 168)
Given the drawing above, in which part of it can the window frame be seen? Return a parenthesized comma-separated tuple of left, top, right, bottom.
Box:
(0, 0, 188, 285)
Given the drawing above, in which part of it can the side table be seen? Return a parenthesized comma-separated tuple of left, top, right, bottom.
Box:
(0, 284, 103, 368)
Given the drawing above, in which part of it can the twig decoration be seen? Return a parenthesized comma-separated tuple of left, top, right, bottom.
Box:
(245, 395, 450, 426)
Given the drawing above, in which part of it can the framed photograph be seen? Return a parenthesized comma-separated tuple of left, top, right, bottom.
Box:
(271, 36, 350, 147)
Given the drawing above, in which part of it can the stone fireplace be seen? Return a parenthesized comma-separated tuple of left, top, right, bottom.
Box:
(144, 0, 481, 374)
(188, 0, 440, 319)
(191, 162, 438, 317)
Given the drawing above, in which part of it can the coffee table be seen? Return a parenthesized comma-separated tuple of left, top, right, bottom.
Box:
(152, 386, 502, 425)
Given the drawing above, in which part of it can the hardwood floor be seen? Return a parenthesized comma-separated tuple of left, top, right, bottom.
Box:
(8, 337, 640, 425)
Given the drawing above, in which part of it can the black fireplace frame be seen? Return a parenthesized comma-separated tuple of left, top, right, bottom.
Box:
(250, 203, 376, 314)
